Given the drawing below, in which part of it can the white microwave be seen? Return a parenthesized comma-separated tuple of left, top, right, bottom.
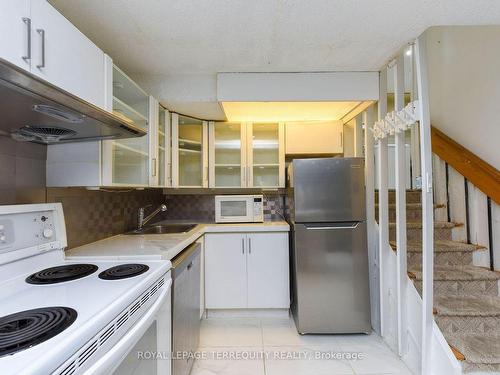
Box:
(215, 195, 264, 223)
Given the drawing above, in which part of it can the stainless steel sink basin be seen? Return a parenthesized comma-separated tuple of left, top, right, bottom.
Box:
(126, 223, 197, 235)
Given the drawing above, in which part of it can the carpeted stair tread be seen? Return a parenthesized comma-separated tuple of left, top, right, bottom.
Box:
(391, 239, 483, 253)
(434, 295, 500, 317)
(447, 334, 500, 365)
(376, 203, 444, 210)
(409, 265, 500, 281)
(389, 221, 457, 229)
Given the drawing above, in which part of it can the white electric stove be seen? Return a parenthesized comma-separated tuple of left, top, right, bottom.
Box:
(0, 203, 172, 375)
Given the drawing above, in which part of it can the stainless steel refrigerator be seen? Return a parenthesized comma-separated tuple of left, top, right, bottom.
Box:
(287, 157, 371, 334)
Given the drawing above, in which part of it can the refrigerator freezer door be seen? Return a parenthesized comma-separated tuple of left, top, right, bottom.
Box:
(293, 158, 366, 222)
(291, 222, 371, 334)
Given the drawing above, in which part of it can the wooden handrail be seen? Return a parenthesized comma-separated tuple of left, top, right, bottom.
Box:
(431, 126, 500, 204)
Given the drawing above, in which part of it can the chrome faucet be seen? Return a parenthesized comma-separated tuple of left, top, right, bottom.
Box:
(138, 204, 167, 229)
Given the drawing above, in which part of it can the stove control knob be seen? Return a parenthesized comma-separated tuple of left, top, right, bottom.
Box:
(42, 228, 54, 239)
(0, 235, 5, 242)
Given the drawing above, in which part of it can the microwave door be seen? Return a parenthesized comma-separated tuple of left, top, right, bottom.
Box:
(217, 199, 251, 222)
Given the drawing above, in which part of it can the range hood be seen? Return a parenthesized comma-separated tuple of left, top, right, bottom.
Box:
(0, 58, 146, 144)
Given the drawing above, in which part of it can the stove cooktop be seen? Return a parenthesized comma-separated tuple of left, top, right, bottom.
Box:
(25, 263, 150, 284)
(0, 307, 77, 357)
(26, 264, 98, 285)
(98, 264, 149, 280)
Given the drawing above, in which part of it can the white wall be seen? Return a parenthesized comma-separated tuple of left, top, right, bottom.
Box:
(343, 120, 355, 157)
(425, 26, 500, 170)
(217, 72, 379, 101)
(132, 73, 226, 120)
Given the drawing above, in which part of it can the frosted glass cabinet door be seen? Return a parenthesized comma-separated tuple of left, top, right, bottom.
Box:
(102, 65, 150, 186)
(172, 114, 208, 187)
(248, 122, 285, 188)
(110, 129, 149, 185)
(209, 122, 246, 188)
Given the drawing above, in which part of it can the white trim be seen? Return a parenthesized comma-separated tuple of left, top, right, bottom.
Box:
(164, 108, 172, 187)
(246, 123, 254, 187)
(171, 113, 179, 188)
(101, 54, 114, 186)
(148, 96, 159, 186)
(377, 67, 388, 338)
(202, 121, 209, 188)
(208, 121, 216, 188)
(241, 123, 248, 187)
(278, 122, 285, 188)
(394, 52, 408, 357)
(415, 34, 435, 375)
(364, 105, 380, 334)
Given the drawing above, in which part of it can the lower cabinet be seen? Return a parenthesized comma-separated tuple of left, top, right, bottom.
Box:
(204, 232, 290, 309)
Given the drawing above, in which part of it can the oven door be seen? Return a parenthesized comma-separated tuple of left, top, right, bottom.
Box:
(85, 279, 172, 375)
(215, 196, 253, 223)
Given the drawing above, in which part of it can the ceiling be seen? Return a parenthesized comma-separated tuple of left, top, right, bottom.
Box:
(49, 0, 500, 119)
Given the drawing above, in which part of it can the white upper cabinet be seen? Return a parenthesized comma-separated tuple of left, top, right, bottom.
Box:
(0, 0, 31, 71)
(209, 122, 247, 188)
(248, 122, 285, 188)
(0, 0, 106, 108)
(285, 121, 343, 155)
(171, 113, 208, 188)
(208, 122, 285, 188)
(30, 0, 105, 107)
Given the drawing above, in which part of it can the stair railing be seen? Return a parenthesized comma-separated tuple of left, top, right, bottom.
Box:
(431, 127, 500, 271)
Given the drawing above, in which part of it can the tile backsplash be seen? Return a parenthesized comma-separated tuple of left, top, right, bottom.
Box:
(162, 193, 286, 222)
(47, 188, 166, 249)
(0, 137, 46, 205)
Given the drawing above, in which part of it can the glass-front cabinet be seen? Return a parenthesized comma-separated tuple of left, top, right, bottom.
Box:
(102, 65, 150, 186)
(208, 122, 285, 188)
(248, 122, 284, 188)
(209, 122, 247, 188)
(172, 113, 208, 188)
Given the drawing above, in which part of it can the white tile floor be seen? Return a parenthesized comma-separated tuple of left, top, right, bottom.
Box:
(191, 315, 413, 375)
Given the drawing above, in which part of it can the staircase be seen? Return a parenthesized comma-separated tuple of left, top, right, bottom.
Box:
(379, 190, 500, 373)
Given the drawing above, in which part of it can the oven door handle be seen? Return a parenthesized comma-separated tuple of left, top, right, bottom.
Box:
(85, 278, 172, 375)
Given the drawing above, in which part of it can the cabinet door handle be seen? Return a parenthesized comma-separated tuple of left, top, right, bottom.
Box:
(340, 131, 343, 148)
(187, 261, 193, 270)
(241, 238, 245, 254)
(248, 237, 251, 254)
(22, 18, 31, 61)
(152, 158, 157, 177)
(36, 29, 45, 69)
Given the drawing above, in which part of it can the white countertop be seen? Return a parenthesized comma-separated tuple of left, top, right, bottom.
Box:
(66, 221, 289, 261)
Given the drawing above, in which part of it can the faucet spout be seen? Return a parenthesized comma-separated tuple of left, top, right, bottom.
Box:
(138, 204, 167, 229)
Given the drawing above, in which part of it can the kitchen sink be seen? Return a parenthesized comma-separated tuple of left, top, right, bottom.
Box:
(126, 223, 197, 235)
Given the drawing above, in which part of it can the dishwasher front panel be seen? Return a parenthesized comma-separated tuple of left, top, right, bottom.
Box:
(172, 243, 201, 375)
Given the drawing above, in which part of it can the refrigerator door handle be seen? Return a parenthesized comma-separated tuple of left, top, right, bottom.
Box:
(304, 223, 359, 230)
